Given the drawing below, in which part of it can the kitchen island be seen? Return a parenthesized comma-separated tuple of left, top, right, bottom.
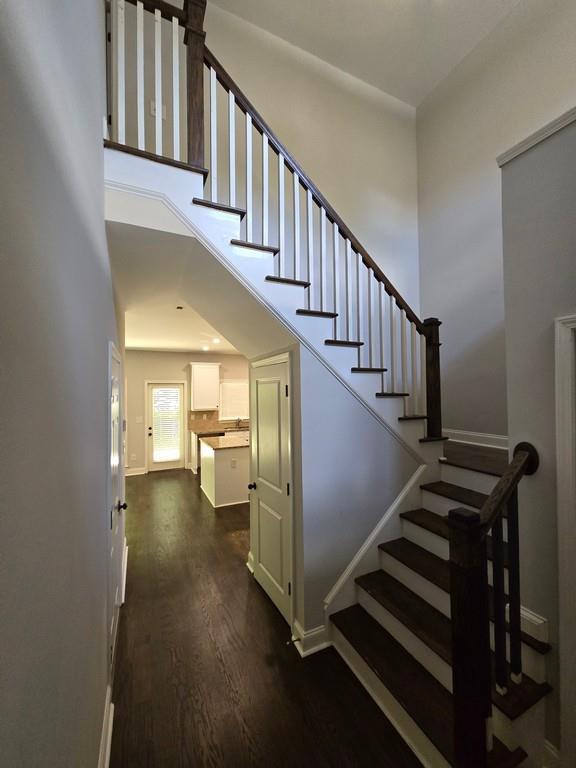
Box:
(199, 433, 250, 508)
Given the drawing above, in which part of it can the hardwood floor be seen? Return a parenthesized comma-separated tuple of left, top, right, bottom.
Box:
(110, 469, 422, 768)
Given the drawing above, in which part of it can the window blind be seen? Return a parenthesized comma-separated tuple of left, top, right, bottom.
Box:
(152, 386, 182, 462)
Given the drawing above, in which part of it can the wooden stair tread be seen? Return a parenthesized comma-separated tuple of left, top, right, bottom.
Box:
(379, 539, 551, 656)
(192, 197, 246, 219)
(420, 436, 449, 443)
(351, 366, 387, 373)
(400, 508, 509, 565)
(232, 239, 279, 255)
(104, 139, 209, 178)
(356, 571, 551, 720)
(331, 606, 527, 767)
(443, 441, 508, 477)
(399, 415, 427, 421)
(325, 339, 364, 347)
(265, 275, 310, 287)
(421, 480, 488, 510)
(296, 308, 338, 318)
(376, 391, 409, 398)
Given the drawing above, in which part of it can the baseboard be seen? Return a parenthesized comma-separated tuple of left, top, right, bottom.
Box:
(121, 539, 128, 605)
(125, 466, 147, 477)
(98, 685, 114, 768)
(443, 428, 508, 450)
(292, 620, 332, 658)
(543, 740, 560, 767)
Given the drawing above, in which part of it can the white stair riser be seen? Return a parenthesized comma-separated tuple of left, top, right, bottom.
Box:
(440, 462, 499, 494)
(332, 626, 450, 768)
(379, 552, 546, 683)
(493, 700, 547, 766)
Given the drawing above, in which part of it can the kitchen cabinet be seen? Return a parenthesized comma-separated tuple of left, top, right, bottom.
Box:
(190, 363, 220, 411)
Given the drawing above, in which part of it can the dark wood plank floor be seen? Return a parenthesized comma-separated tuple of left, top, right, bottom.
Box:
(110, 469, 422, 768)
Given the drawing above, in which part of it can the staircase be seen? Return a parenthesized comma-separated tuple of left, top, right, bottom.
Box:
(104, 2, 552, 766)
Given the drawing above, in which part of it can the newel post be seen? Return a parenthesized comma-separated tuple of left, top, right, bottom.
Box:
(423, 317, 442, 439)
(448, 508, 491, 768)
(184, 0, 207, 168)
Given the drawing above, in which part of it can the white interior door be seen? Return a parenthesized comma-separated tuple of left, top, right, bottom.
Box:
(147, 383, 185, 471)
(249, 355, 292, 623)
(108, 344, 125, 672)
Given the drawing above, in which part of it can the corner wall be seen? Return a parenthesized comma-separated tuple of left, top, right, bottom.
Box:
(0, 2, 118, 765)
(417, 0, 576, 434)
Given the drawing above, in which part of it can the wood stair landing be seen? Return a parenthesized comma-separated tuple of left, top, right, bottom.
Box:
(331, 605, 527, 768)
(442, 440, 509, 477)
(355, 571, 551, 720)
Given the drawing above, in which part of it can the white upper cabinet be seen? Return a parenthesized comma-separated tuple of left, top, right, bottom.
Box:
(190, 363, 221, 410)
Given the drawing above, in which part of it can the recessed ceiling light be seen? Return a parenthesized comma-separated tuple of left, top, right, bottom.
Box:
(212, 338, 220, 344)
(202, 345, 210, 351)
(176, 305, 183, 310)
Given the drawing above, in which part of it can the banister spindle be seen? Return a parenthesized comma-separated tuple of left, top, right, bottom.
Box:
(154, 9, 162, 155)
(262, 134, 269, 244)
(423, 317, 442, 439)
(332, 222, 341, 339)
(171, 16, 180, 160)
(228, 91, 236, 206)
(507, 487, 523, 682)
(209, 67, 217, 201)
(378, 281, 385, 371)
(245, 113, 253, 241)
(410, 321, 418, 416)
(419, 332, 427, 416)
(136, 1, 145, 150)
(355, 251, 361, 343)
(112, 0, 126, 144)
(306, 189, 313, 309)
(293, 172, 301, 281)
(492, 516, 508, 693)
(345, 239, 352, 341)
(278, 154, 285, 277)
(366, 267, 373, 368)
(389, 294, 396, 392)
(320, 208, 327, 312)
(400, 309, 408, 397)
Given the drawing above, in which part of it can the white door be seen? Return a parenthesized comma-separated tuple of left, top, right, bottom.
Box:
(108, 344, 125, 672)
(249, 355, 292, 623)
(147, 383, 185, 471)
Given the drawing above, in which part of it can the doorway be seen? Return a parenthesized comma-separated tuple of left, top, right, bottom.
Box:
(249, 353, 294, 625)
(145, 382, 186, 472)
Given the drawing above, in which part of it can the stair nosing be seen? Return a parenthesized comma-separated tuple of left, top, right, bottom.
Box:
(192, 197, 246, 219)
(325, 339, 364, 347)
(351, 366, 387, 373)
(296, 308, 338, 318)
(232, 239, 279, 255)
(265, 275, 310, 288)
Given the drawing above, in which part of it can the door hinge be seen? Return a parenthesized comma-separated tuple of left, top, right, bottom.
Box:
(285, 384, 289, 397)
(288, 581, 292, 596)
(107, 113, 112, 126)
(286, 482, 290, 496)
(107, 32, 111, 43)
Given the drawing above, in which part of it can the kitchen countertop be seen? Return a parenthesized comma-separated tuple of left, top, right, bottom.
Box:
(200, 434, 250, 450)
(189, 418, 249, 433)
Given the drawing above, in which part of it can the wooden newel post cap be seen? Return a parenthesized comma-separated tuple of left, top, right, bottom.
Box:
(513, 441, 539, 476)
(423, 317, 442, 328)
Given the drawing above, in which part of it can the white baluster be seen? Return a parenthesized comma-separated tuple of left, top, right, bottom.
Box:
(332, 223, 340, 338)
(378, 281, 385, 371)
(278, 154, 285, 276)
(228, 91, 236, 206)
(420, 331, 427, 417)
(113, 0, 126, 144)
(367, 267, 373, 368)
(355, 251, 361, 342)
(345, 240, 352, 341)
(171, 16, 180, 161)
(209, 68, 217, 201)
(154, 9, 162, 156)
(389, 294, 396, 392)
(410, 321, 418, 415)
(306, 189, 313, 309)
(262, 134, 269, 243)
(293, 172, 300, 281)
(245, 113, 253, 241)
(136, 1, 145, 150)
(400, 309, 408, 399)
(320, 208, 327, 311)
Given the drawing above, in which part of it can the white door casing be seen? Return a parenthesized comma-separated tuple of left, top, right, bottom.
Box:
(146, 381, 186, 471)
(108, 343, 125, 673)
(249, 353, 293, 624)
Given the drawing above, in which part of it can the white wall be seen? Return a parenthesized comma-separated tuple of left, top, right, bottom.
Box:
(0, 1, 118, 766)
(501, 117, 576, 751)
(417, 0, 576, 434)
(125, 350, 249, 470)
(204, 4, 420, 311)
(294, 347, 418, 629)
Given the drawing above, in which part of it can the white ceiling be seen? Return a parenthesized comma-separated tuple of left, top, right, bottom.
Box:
(208, 0, 522, 106)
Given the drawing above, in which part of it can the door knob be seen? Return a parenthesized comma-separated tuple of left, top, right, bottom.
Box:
(117, 502, 128, 511)
(248, 482, 257, 490)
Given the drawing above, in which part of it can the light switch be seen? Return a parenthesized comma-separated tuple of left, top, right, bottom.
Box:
(231, 459, 237, 469)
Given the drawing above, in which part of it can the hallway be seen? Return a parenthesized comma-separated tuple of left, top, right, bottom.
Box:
(110, 470, 422, 768)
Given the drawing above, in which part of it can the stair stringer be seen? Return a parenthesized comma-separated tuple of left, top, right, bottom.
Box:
(104, 147, 442, 467)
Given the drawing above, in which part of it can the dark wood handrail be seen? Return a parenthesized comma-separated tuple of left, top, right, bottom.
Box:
(203, 47, 424, 333)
